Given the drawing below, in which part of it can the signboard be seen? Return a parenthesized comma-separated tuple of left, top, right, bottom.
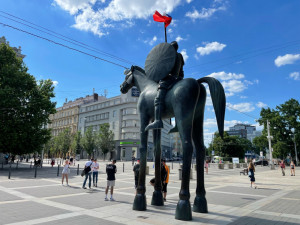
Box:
(131, 87, 140, 97)
(260, 151, 263, 157)
(120, 141, 140, 145)
(232, 157, 239, 164)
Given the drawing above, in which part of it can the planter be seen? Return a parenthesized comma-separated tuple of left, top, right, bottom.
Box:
(218, 163, 224, 169)
(228, 163, 233, 169)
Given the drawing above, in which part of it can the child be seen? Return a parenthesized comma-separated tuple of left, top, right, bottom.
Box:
(290, 161, 296, 176)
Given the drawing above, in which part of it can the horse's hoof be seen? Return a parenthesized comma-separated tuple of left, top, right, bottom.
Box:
(151, 190, 164, 206)
(175, 199, 192, 221)
(193, 195, 208, 213)
(133, 194, 147, 211)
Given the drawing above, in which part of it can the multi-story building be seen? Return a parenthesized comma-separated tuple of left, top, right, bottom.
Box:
(48, 93, 104, 136)
(171, 132, 182, 157)
(0, 36, 25, 59)
(227, 123, 261, 142)
(78, 87, 173, 160)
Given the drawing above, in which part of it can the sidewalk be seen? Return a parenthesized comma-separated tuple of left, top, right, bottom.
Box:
(0, 161, 299, 225)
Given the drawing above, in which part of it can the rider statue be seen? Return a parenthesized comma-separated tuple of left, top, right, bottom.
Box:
(145, 41, 185, 131)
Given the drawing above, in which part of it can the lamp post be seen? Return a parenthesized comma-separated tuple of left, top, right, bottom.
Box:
(266, 120, 274, 168)
(290, 128, 298, 166)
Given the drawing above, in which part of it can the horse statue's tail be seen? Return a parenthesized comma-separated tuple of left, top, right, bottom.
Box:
(197, 77, 226, 138)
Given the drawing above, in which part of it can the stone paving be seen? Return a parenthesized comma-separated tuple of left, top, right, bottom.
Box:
(0, 160, 299, 225)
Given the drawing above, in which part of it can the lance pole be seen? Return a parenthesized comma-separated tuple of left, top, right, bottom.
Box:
(164, 24, 167, 43)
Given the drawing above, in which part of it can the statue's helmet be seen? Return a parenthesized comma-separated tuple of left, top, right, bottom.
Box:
(170, 41, 178, 51)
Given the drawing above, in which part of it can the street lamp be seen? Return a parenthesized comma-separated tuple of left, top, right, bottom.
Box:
(289, 128, 298, 166)
(266, 120, 274, 168)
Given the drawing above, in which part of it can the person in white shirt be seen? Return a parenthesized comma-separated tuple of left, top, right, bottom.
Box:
(62, 160, 70, 186)
(92, 159, 99, 187)
(82, 158, 93, 189)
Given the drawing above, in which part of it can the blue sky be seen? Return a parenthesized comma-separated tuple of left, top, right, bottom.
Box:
(1, 0, 300, 145)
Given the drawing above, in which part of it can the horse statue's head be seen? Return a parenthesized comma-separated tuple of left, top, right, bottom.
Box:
(120, 67, 134, 94)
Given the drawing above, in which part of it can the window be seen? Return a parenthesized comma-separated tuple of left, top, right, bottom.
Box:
(113, 110, 116, 117)
(112, 122, 115, 129)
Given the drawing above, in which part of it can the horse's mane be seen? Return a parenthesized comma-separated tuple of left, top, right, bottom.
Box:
(133, 66, 146, 76)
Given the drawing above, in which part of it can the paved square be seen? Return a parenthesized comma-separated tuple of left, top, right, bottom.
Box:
(0, 161, 300, 224)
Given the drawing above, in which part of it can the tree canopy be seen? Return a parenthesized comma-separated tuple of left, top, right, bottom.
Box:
(95, 123, 114, 160)
(0, 43, 56, 155)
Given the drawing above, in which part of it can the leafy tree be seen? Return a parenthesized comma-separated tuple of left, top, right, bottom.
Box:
(95, 123, 114, 160)
(60, 128, 72, 157)
(252, 135, 268, 154)
(257, 99, 300, 160)
(81, 127, 96, 158)
(0, 43, 56, 155)
(71, 131, 82, 156)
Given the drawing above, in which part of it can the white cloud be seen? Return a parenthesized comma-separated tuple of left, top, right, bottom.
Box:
(175, 36, 184, 42)
(54, 0, 182, 37)
(52, 80, 59, 86)
(240, 96, 248, 99)
(186, 5, 226, 20)
(289, 72, 300, 80)
(180, 49, 188, 62)
(227, 102, 255, 112)
(196, 41, 226, 56)
(222, 80, 247, 96)
(149, 36, 157, 46)
(207, 71, 244, 80)
(274, 54, 300, 67)
(256, 102, 267, 108)
(186, 0, 193, 3)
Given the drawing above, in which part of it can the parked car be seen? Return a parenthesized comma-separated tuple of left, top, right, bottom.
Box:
(254, 160, 269, 166)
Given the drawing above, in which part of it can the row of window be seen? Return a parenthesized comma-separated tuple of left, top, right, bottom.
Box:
(82, 99, 122, 113)
(53, 109, 77, 119)
(86, 112, 109, 122)
(122, 108, 137, 115)
(121, 132, 139, 139)
(50, 117, 77, 127)
(122, 120, 139, 128)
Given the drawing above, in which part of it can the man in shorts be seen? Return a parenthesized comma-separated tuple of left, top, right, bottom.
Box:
(105, 159, 117, 201)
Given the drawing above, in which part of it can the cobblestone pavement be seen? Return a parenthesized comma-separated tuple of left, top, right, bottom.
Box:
(0, 160, 299, 225)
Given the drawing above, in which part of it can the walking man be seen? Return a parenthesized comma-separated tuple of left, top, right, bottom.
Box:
(280, 160, 286, 176)
(162, 159, 170, 201)
(105, 160, 117, 201)
(92, 159, 99, 187)
(133, 159, 140, 194)
(82, 158, 93, 189)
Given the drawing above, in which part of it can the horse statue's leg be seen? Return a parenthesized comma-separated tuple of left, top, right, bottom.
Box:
(151, 129, 164, 206)
(133, 116, 149, 211)
(175, 117, 194, 221)
(192, 84, 208, 213)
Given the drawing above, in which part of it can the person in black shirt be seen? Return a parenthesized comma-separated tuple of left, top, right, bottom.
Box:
(133, 160, 140, 194)
(105, 160, 117, 201)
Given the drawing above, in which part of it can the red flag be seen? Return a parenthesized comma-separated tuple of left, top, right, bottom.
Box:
(153, 11, 172, 27)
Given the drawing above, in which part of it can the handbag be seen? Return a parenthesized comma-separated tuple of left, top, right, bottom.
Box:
(248, 171, 251, 176)
(81, 169, 85, 177)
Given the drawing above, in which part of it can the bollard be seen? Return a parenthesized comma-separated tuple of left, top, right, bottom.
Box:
(57, 165, 60, 176)
(123, 163, 125, 172)
(77, 164, 79, 175)
(16, 161, 19, 169)
(8, 163, 12, 179)
(30, 161, 32, 168)
(34, 166, 37, 178)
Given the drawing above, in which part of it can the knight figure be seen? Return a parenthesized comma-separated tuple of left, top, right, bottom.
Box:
(145, 41, 185, 131)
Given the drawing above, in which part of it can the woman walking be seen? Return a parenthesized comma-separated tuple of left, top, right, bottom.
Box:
(62, 160, 70, 186)
(290, 160, 296, 176)
(248, 161, 257, 189)
(204, 160, 209, 174)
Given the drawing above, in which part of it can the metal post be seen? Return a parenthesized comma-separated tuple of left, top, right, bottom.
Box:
(34, 166, 37, 178)
(267, 120, 273, 166)
(8, 163, 11, 179)
(77, 164, 79, 175)
(1, 162, 3, 169)
(291, 129, 298, 166)
(57, 165, 60, 176)
(123, 163, 124, 172)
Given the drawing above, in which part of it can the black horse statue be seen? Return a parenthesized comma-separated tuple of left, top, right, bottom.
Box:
(120, 65, 225, 220)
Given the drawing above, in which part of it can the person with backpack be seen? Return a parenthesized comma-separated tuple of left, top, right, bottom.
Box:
(162, 159, 170, 201)
(82, 158, 93, 189)
(133, 159, 140, 194)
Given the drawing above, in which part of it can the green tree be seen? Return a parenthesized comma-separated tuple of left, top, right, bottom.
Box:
(60, 128, 72, 158)
(81, 127, 96, 158)
(257, 99, 300, 160)
(70, 131, 82, 156)
(95, 123, 114, 160)
(252, 135, 268, 154)
(0, 43, 56, 155)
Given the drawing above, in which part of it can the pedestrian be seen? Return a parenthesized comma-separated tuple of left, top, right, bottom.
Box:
(69, 157, 73, 166)
(162, 159, 170, 201)
(51, 158, 55, 167)
(133, 160, 140, 194)
(82, 158, 93, 189)
(204, 160, 209, 174)
(105, 159, 117, 201)
(290, 160, 296, 176)
(248, 161, 257, 189)
(132, 156, 135, 166)
(62, 160, 70, 186)
(280, 160, 285, 176)
(92, 159, 99, 187)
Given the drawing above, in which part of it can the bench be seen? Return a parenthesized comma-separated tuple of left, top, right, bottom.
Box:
(240, 168, 248, 175)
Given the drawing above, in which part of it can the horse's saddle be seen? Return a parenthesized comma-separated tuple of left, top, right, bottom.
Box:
(145, 43, 176, 82)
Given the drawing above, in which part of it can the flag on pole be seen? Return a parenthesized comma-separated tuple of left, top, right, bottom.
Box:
(153, 11, 172, 27)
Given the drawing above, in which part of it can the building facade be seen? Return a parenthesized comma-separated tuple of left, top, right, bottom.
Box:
(227, 123, 261, 142)
(78, 89, 173, 160)
(0, 36, 25, 59)
(48, 93, 103, 136)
